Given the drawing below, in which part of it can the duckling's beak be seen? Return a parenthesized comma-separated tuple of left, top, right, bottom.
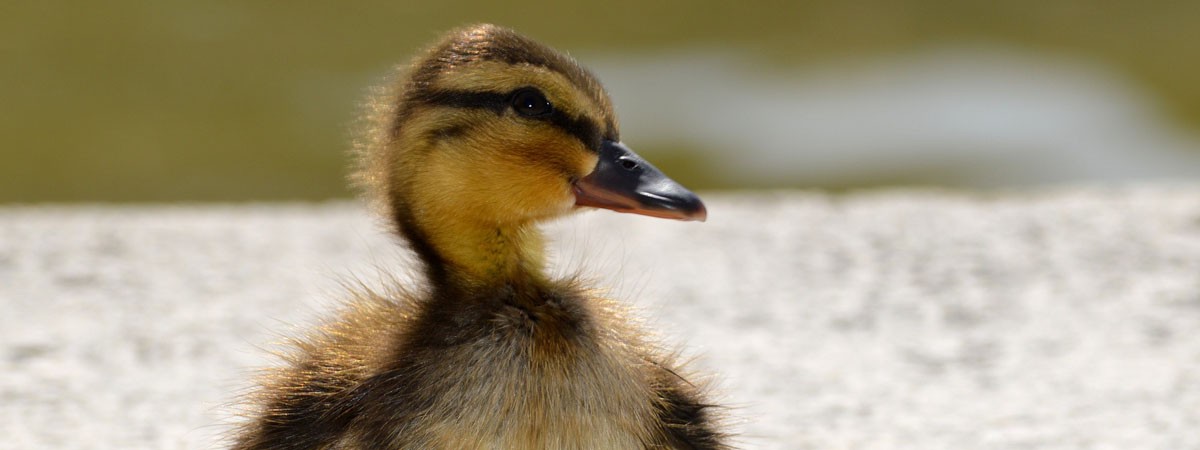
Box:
(573, 140, 707, 222)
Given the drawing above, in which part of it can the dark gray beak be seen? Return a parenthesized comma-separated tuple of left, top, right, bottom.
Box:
(573, 140, 707, 222)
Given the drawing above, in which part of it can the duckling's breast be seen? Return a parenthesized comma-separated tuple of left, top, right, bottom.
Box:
(348, 285, 662, 449)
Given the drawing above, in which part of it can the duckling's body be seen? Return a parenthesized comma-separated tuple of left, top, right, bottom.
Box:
(233, 24, 723, 449)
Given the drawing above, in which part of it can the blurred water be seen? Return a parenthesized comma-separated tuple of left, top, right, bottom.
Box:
(591, 46, 1200, 187)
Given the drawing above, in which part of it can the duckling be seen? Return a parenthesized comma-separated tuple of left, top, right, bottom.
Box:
(232, 24, 723, 449)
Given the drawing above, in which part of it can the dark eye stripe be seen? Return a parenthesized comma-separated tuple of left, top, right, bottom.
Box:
(413, 90, 508, 114)
(415, 89, 604, 152)
(548, 111, 601, 152)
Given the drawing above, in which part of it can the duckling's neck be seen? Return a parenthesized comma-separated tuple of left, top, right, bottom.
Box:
(417, 216, 549, 290)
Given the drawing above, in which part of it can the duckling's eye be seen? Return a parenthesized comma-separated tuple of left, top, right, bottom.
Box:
(510, 88, 553, 118)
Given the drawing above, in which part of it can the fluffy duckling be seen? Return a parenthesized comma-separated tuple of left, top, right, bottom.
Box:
(233, 24, 723, 449)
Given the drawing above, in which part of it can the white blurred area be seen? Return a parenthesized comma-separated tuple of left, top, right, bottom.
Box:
(592, 47, 1200, 187)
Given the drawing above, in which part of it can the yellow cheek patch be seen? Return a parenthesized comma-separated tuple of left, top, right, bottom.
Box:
(454, 119, 590, 180)
(420, 118, 591, 221)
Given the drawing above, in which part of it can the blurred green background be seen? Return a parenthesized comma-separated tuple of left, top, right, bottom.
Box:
(4, 1, 1199, 203)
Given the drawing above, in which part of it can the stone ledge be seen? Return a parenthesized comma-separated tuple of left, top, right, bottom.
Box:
(2, 186, 1199, 449)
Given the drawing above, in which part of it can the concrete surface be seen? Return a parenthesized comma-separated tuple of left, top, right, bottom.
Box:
(2, 186, 1199, 449)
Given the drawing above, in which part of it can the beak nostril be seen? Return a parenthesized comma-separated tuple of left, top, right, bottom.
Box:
(619, 159, 638, 170)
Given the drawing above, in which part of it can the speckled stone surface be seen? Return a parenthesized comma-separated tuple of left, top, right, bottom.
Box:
(3, 186, 1199, 449)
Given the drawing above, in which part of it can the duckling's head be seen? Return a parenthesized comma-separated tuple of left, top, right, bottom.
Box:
(357, 25, 704, 273)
